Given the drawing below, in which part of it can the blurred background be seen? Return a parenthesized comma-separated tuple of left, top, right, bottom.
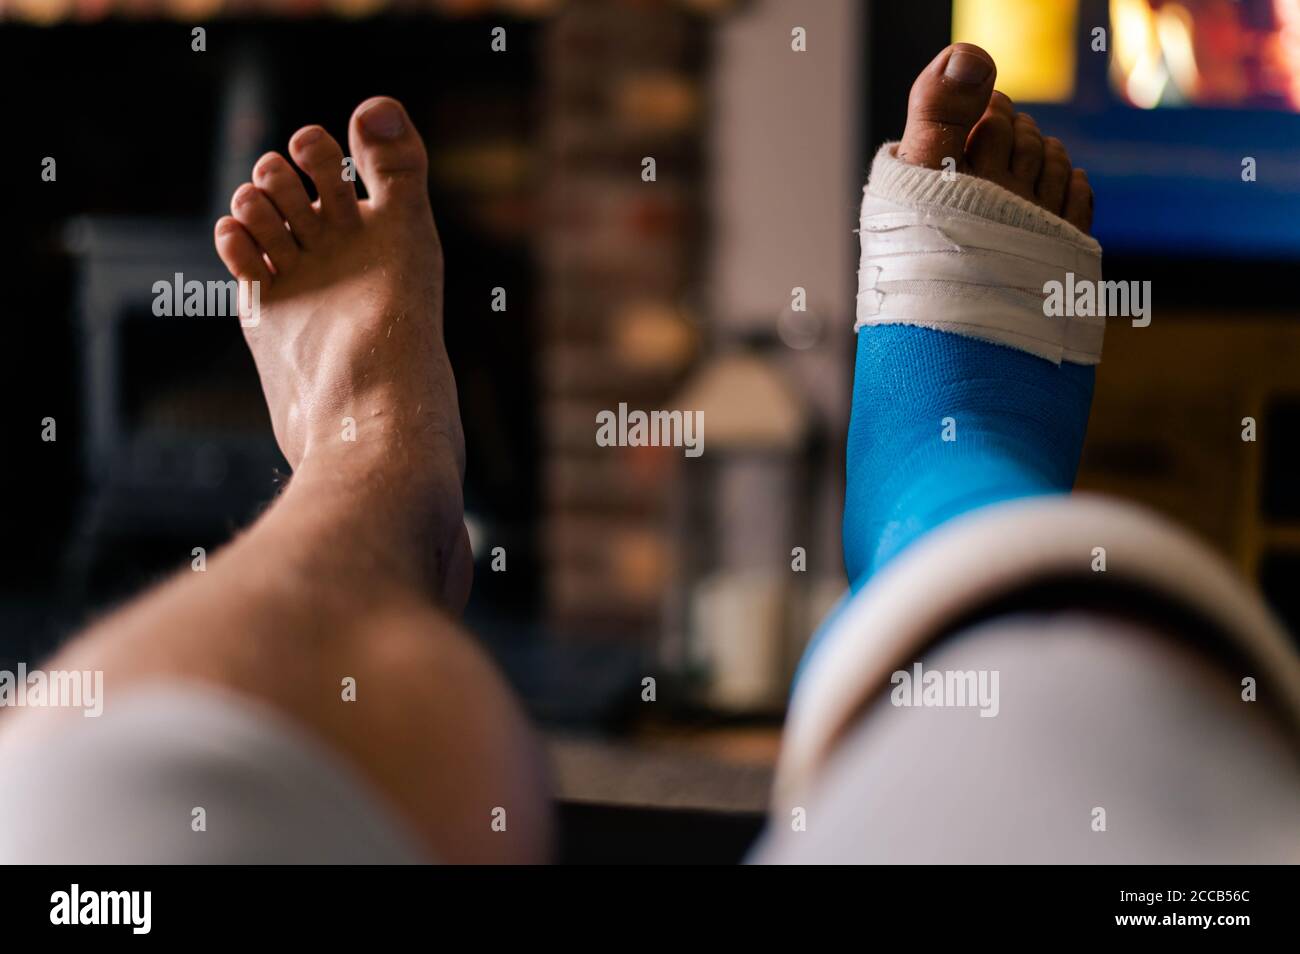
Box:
(3, 0, 1300, 858)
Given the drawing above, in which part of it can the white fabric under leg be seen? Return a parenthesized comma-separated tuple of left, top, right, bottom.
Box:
(0, 685, 426, 863)
(772, 494, 1300, 810)
(754, 611, 1300, 863)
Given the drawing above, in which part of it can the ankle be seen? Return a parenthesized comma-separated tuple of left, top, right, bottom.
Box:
(842, 326, 1094, 589)
(286, 434, 468, 600)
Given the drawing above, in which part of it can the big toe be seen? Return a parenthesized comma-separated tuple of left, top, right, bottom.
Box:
(898, 43, 996, 170)
(348, 97, 430, 210)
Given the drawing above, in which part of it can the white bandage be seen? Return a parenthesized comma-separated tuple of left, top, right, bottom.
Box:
(856, 143, 1105, 365)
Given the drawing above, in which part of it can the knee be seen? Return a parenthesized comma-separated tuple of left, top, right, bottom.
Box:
(303, 607, 555, 863)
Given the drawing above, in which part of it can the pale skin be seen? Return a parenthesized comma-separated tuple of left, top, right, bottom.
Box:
(2, 44, 1090, 863)
(5, 96, 552, 865)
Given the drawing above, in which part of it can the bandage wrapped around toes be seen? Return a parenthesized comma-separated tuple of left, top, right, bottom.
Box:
(856, 142, 1105, 366)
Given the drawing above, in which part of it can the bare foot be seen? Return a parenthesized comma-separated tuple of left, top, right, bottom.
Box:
(897, 43, 1093, 232)
(213, 97, 471, 608)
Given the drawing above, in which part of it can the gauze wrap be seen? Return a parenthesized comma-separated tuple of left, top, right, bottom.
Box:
(856, 143, 1105, 365)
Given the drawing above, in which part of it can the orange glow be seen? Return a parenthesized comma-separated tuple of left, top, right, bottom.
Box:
(1110, 0, 1300, 110)
(952, 0, 1079, 102)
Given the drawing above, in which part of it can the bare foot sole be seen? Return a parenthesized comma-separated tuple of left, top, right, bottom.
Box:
(213, 97, 471, 608)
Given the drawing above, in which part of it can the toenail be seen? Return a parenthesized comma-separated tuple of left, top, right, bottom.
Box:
(295, 127, 323, 146)
(359, 100, 405, 140)
(944, 50, 992, 84)
(235, 186, 258, 205)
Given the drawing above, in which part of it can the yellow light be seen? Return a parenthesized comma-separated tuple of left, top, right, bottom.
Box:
(167, 0, 225, 21)
(8, 0, 76, 25)
(1156, 3, 1199, 96)
(1111, 0, 1156, 75)
(952, 0, 1079, 102)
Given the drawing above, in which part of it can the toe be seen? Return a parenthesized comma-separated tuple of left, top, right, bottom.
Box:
(231, 183, 300, 274)
(965, 93, 1016, 178)
(1063, 168, 1094, 233)
(347, 97, 431, 211)
(214, 216, 271, 285)
(1008, 113, 1044, 198)
(1036, 136, 1072, 216)
(288, 125, 361, 228)
(253, 151, 322, 249)
(897, 43, 996, 170)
